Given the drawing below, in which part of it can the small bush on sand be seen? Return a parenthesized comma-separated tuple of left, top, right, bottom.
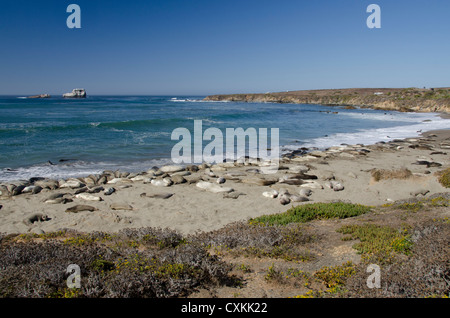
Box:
(371, 168, 412, 182)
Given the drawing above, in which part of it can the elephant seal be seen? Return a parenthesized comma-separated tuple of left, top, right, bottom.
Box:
(23, 213, 50, 226)
(279, 194, 291, 205)
(110, 203, 133, 211)
(289, 195, 309, 202)
(75, 193, 103, 201)
(151, 178, 173, 187)
(12, 185, 26, 196)
(65, 205, 98, 213)
(223, 192, 245, 199)
(140, 192, 173, 199)
(299, 188, 313, 197)
(328, 181, 345, 191)
(196, 181, 234, 193)
(43, 193, 73, 203)
(32, 186, 43, 194)
(262, 190, 278, 198)
(45, 197, 73, 204)
(104, 187, 115, 195)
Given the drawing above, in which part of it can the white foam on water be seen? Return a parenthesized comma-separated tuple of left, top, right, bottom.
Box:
(286, 113, 450, 151)
(169, 97, 230, 103)
(0, 158, 174, 183)
(338, 110, 439, 123)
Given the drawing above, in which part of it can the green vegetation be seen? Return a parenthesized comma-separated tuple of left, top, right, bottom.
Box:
(314, 261, 356, 290)
(264, 264, 313, 288)
(265, 264, 284, 282)
(438, 168, 450, 188)
(395, 202, 424, 212)
(294, 261, 356, 298)
(250, 202, 371, 226)
(91, 257, 115, 272)
(236, 263, 252, 273)
(237, 244, 312, 262)
(337, 224, 413, 264)
(382, 196, 450, 211)
(48, 288, 82, 298)
(430, 196, 450, 207)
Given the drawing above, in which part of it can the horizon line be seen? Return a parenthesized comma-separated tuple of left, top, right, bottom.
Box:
(2, 85, 450, 97)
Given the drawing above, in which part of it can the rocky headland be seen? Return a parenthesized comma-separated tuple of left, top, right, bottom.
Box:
(204, 87, 450, 113)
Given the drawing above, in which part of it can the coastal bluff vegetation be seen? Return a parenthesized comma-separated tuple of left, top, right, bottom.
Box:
(204, 87, 450, 113)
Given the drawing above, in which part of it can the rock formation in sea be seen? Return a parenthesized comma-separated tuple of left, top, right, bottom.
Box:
(63, 88, 86, 98)
(27, 94, 51, 99)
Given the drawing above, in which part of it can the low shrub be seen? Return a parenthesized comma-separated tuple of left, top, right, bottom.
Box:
(438, 168, 450, 188)
(250, 202, 371, 226)
(337, 224, 413, 264)
(343, 221, 450, 298)
(0, 229, 233, 298)
(193, 222, 315, 262)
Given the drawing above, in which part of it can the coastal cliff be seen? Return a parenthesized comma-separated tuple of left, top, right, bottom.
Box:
(205, 87, 450, 113)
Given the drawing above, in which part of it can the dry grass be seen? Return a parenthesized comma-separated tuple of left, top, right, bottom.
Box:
(371, 168, 413, 182)
(0, 200, 448, 298)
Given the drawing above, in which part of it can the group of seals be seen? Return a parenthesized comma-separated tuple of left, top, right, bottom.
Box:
(263, 188, 311, 205)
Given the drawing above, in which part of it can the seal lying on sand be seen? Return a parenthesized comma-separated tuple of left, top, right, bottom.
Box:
(65, 205, 98, 213)
(196, 181, 234, 193)
(23, 213, 50, 226)
(140, 192, 174, 199)
(45, 197, 73, 204)
(110, 203, 134, 211)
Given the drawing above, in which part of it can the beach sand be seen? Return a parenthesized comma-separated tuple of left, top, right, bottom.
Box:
(1, 129, 449, 236)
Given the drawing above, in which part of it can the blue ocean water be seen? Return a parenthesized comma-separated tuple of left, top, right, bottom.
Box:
(0, 95, 449, 182)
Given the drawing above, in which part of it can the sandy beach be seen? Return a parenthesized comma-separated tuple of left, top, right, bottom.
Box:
(1, 129, 449, 236)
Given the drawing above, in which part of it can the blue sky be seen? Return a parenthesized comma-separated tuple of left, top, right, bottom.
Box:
(0, 0, 449, 95)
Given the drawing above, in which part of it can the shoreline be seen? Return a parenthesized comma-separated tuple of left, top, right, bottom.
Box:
(1, 127, 449, 236)
(1, 110, 448, 184)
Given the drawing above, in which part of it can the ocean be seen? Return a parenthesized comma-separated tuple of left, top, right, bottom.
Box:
(1, 95, 449, 182)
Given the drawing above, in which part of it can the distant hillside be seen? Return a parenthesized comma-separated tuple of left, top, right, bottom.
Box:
(204, 87, 450, 113)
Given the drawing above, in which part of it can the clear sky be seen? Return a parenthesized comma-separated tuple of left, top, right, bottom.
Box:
(0, 0, 449, 95)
